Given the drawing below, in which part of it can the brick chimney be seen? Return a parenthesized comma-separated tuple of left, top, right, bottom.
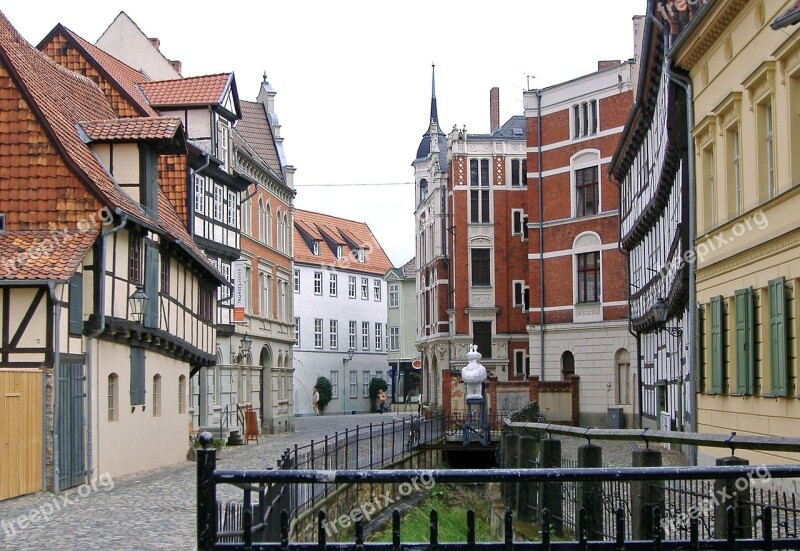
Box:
(597, 60, 621, 71)
(149, 37, 160, 50)
(490, 87, 500, 132)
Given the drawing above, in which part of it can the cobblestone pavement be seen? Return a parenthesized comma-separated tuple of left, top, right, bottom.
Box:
(0, 414, 687, 551)
(0, 413, 414, 551)
(558, 435, 689, 467)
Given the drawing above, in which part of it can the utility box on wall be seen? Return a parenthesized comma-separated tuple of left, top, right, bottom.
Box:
(607, 407, 624, 429)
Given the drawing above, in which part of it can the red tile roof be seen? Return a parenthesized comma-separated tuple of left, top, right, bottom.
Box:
(40, 25, 156, 117)
(0, 231, 97, 280)
(293, 209, 392, 276)
(79, 117, 182, 142)
(139, 73, 231, 107)
(0, 12, 222, 284)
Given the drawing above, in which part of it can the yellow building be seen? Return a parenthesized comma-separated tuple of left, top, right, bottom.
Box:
(673, 0, 800, 465)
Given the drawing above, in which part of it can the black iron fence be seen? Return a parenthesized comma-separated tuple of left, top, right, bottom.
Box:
(198, 462, 800, 550)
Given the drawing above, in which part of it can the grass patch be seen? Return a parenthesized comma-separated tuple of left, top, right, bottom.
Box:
(367, 485, 495, 543)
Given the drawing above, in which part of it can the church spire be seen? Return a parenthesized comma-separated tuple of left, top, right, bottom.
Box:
(430, 62, 439, 126)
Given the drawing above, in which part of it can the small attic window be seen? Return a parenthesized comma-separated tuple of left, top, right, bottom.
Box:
(0, 213, 5, 232)
(336, 245, 342, 259)
(313, 241, 320, 255)
(357, 249, 365, 263)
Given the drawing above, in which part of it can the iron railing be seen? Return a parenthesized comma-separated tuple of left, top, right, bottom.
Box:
(197, 462, 800, 550)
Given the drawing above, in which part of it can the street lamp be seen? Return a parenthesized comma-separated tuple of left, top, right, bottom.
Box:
(129, 284, 149, 323)
(234, 333, 252, 363)
(342, 348, 355, 364)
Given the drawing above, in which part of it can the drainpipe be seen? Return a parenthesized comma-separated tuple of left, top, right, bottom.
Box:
(535, 89, 546, 380)
(650, 12, 697, 463)
(86, 209, 127, 481)
(47, 281, 60, 493)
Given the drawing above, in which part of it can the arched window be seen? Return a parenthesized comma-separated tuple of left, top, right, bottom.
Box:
(258, 199, 265, 242)
(615, 349, 631, 405)
(108, 373, 119, 422)
(283, 214, 290, 254)
(241, 194, 251, 236)
(152, 374, 161, 417)
(265, 203, 272, 246)
(561, 351, 575, 381)
(276, 209, 283, 251)
(178, 375, 187, 414)
(573, 232, 602, 305)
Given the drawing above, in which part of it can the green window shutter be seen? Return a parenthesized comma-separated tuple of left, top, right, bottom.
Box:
(144, 242, 159, 329)
(768, 277, 787, 396)
(68, 274, 83, 336)
(130, 346, 146, 405)
(734, 288, 754, 394)
(696, 305, 705, 393)
(710, 295, 723, 394)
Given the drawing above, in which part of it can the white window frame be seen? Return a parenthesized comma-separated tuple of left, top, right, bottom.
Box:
(195, 175, 205, 215)
(349, 370, 358, 399)
(293, 269, 300, 293)
(330, 370, 339, 399)
(227, 190, 237, 227)
(374, 323, 382, 351)
(389, 326, 400, 351)
(294, 317, 300, 347)
(329, 273, 338, 297)
(214, 184, 224, 221)
(361, 277, 369, 300)
(362, 370, 370, 398)
(389, 283, 399, 308)
(314, 318, 323, 349)
(373, 279, 381, 301)
(349, 321, 357, 350)
(361, 322, 369, 351)
(329, 319, 338, 349)
(348, 276, 357, 299)
(314, 271, 322, 295)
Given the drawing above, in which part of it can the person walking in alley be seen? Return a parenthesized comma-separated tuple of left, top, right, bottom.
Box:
(312, 387, 320, 415)
(378, 389, 388, 413)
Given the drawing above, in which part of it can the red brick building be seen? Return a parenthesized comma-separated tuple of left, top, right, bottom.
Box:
(524, 60, 637, 427)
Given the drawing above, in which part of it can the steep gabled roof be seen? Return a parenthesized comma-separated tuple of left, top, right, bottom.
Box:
(139, 73, 236, 109)
(237, 100, 283, 175)
(37, 24, 156, 117)
(0, 12, 223, 284)
(293, 209, 392, 276)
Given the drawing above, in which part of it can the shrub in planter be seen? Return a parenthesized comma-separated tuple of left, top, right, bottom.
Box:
(315, 376, 333, 413)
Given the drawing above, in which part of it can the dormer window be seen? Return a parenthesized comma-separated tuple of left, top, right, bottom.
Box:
(217, 119, 230, 171)
(336, 245, 342, 259)
(313, 241, 320, 255)
(357, 249, 365, 263)
(0, 213, 5, 232)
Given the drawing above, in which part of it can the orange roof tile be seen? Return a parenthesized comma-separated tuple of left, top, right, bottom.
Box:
(79, 117, 182, 142)
(139, 73, 231, 107)
(0, 230, 96, 280)
(39, 25, 156, 117)
(293, 209, 392, 276)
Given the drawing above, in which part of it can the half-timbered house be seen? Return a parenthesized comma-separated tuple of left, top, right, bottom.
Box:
(0, 13, 223, 499)
(609, 2, 695, 432)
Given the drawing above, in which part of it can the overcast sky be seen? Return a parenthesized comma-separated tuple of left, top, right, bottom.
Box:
(3, 1, 642, 267)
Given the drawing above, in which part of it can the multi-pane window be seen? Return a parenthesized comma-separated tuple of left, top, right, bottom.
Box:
(329, 320, 338, 349)
(278, 279, 289, 322)
(330, 371, 338, 400)
(361, 277, 369, 299)
(314, 271, 322, 295)
(129, 234, 142, 284)
(349, 321, 357, 350)
(259, 271, 272, 319)
(758, 98, 775, 202)
(703, 145, 716, 230)
(294, 317, 300, 347)
(512, 210, 528, 239)
(293, 270, 300, 292)
(227, 191, 237, 227)
(361, 322, 369, 351)
(389, 283, 399, 308)
(314, 318, 323, 349)
(217, 119, 229, 169)
(108, 373, 118, 421)
(389, 326, 400, 351)
(330, 274, 338, 296)
(727, 125, 742, 218)
(194, 175, 205, 215)
(471, 248, 491, 286)
(178, 375, 186, 414)
(362, 370, 370, 397)
(348, 276, 357, 299)
(513, 281, 529, 310)
(160, 253, 170, 294)
(373, 280, 381, 301)
(374, 323, 382, 351)
(241, 196, 251, 236)
(576, 252, 600, 303)
(469, 158, 490, 223)
(214, 184, 223, 221)
(349, 371, 358, 399)
(572, 99, 598, 138)
(510, 158, 527, 187)
(575, 167, 599, 217)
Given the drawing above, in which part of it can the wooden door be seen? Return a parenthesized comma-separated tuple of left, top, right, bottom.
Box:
(0, 369, 42, 500)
